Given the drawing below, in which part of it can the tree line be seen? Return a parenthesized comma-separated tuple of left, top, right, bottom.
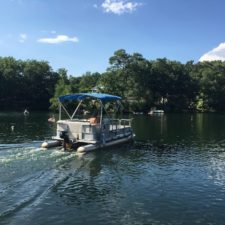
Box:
(1, 49, 225, 112)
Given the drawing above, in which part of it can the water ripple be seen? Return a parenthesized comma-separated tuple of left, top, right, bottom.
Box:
(1, 112, 225, 224)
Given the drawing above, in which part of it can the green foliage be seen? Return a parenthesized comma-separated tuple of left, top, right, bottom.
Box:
(193, 61, 225, 111)
(49, 69, 71, 110)
(99, 50, 199, 112)
(1, 51, 225, 112)
(78, 72, 101, 93)
(0, 57, 58, 110)
(99, 49, 153, 110)
(69, 76, 81, 93)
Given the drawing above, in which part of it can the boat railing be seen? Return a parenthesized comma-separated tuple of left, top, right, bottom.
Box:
(103, 118, 132, 132)
(119, 119, 132, 127)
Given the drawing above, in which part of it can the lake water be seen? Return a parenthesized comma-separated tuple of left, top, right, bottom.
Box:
(1, 112, 225, 225)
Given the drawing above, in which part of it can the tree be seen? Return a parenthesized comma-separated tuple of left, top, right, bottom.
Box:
(194, 61, 225, 111)
(22, 60, 58, 110)
(79, 72, 101, 93)
(100, 50, 153, 111)
(0, 57, 23, 109)
(49, 68, 71, 110)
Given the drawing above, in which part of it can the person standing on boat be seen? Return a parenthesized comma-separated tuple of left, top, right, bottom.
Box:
(89, 110, 98, 124)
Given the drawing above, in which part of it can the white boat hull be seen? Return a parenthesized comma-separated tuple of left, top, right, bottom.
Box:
(41, 140, 61, 148)
(77, 134, 134, 153)
(41, 134, 134, 153)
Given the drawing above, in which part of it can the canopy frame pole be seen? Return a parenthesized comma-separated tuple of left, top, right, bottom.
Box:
(59, 101, 62, 120)
(71, 100, 83, 119)
(100, 100, 103, 125)
(60, 102, 72, 119)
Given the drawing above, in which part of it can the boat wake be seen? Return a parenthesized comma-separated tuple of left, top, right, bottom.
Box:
(134, 140, 181, 152)
(0, 145, 90, 224)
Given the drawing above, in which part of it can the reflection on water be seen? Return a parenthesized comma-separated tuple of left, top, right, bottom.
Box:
(1, 112, 225, 224)
(133, 113, 225, 145)
(0, 112, 56, 144)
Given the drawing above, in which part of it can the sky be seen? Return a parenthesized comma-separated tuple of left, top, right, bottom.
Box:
(0, 0, 225, 76)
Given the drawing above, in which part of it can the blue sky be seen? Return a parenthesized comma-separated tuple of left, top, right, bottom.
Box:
(0, 0, 225, 76)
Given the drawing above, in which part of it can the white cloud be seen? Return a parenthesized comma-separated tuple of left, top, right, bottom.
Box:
(19, 33, 27, 43)
(38, 35, 79, 44)
(101, 0, 142, 15)
(199, 43, 225, 62)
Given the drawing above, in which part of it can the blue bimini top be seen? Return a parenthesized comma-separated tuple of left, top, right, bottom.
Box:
(58, 93, 121, 103)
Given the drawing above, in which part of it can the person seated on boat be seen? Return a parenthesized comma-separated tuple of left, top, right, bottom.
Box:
(88, 111, 99, 124)
(89, 117, 98, 124)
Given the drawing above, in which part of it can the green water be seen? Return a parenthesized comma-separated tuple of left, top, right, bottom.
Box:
(1, 112, 225, 225)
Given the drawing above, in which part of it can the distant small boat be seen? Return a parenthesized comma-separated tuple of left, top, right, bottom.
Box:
(48, 116, 56, 123)
(133, 112, 143, 115)
(148, 108, 164, 115)
(24, 109, 29, 116)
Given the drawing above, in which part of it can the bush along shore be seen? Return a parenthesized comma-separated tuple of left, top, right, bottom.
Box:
(1, 49, 225, 113)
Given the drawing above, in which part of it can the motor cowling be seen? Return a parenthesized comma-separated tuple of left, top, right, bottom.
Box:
(60, 131, 70, 150)
(59, 131, 68, 139)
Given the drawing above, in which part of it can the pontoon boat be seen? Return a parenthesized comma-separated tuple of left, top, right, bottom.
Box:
(41, 93, 134, 153)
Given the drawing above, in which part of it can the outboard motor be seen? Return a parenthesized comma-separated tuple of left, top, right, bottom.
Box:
(59, 131, 67, 139)
(60, 131, 70, 150)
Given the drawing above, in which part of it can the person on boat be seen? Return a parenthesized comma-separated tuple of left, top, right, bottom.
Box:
(88, 109, 99, 124)
(89, 117, 98, 124)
